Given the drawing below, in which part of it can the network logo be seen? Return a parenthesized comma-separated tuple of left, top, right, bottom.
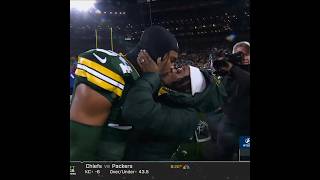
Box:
(240, 136, 250, 149)
(70, 165, 76, 176)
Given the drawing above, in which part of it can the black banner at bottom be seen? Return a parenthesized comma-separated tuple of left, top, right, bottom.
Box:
(70, 161, 250, 180)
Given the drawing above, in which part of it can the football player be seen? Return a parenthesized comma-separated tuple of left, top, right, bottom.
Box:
(70, 26, 184, 160)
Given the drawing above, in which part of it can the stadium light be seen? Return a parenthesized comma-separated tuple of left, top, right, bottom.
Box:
(70, 0, 96, 12)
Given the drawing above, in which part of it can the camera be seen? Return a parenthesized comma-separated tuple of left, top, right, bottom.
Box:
(210, 50, 244, 76)
(213, 50, 244, 65)
(224, 51, 244, 65)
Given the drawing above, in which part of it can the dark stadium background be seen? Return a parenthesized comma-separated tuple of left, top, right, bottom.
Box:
(2, 0, 309, 179)
(70, 0, 250, 69)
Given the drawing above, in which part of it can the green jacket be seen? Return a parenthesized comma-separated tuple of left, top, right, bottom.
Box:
(171, 72, 228, 161)
(122, 72, 226, 160)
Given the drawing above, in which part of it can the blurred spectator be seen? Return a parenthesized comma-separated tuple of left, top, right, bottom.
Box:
(178, 46, 232, 69)
(70, 57, 77, 95)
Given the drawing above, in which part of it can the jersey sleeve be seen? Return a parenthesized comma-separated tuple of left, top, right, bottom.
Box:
(74, 49, 126, 103)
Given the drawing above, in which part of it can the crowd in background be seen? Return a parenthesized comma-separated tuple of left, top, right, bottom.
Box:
(70, 46, 233, 71)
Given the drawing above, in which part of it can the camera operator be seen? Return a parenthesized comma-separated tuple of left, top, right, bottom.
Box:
(209, 41, 250, 160)
(232, 41, 250, 72)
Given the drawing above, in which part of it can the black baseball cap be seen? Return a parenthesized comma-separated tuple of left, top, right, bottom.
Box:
(127, 25, 179, 61)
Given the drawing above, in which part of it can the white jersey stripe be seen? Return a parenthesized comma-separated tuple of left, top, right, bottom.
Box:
(77, 64, 124, 90)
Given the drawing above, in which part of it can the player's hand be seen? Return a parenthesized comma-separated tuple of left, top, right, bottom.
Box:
(137, 50, 191, 92)
(136, 49, 174, 77)
(137, 50, 159, 73)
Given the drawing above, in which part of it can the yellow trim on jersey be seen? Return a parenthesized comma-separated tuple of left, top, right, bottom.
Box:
(158, 86, 169, 96)
(78, 57, 125, 85)
(75, 69, 123, 97)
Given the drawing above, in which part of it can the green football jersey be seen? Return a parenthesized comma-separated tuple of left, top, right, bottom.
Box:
(73, 48, 140, 160)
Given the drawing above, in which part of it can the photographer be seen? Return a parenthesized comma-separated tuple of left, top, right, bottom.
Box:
(232, 41, 250, 72)
(209, 42, 250, 160)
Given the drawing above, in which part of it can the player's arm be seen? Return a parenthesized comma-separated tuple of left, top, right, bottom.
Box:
(122, 50, 198, 140)
(70, 49, 127, 160)
(70, 84, 112, 161)
(122, 72, 198, 140)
